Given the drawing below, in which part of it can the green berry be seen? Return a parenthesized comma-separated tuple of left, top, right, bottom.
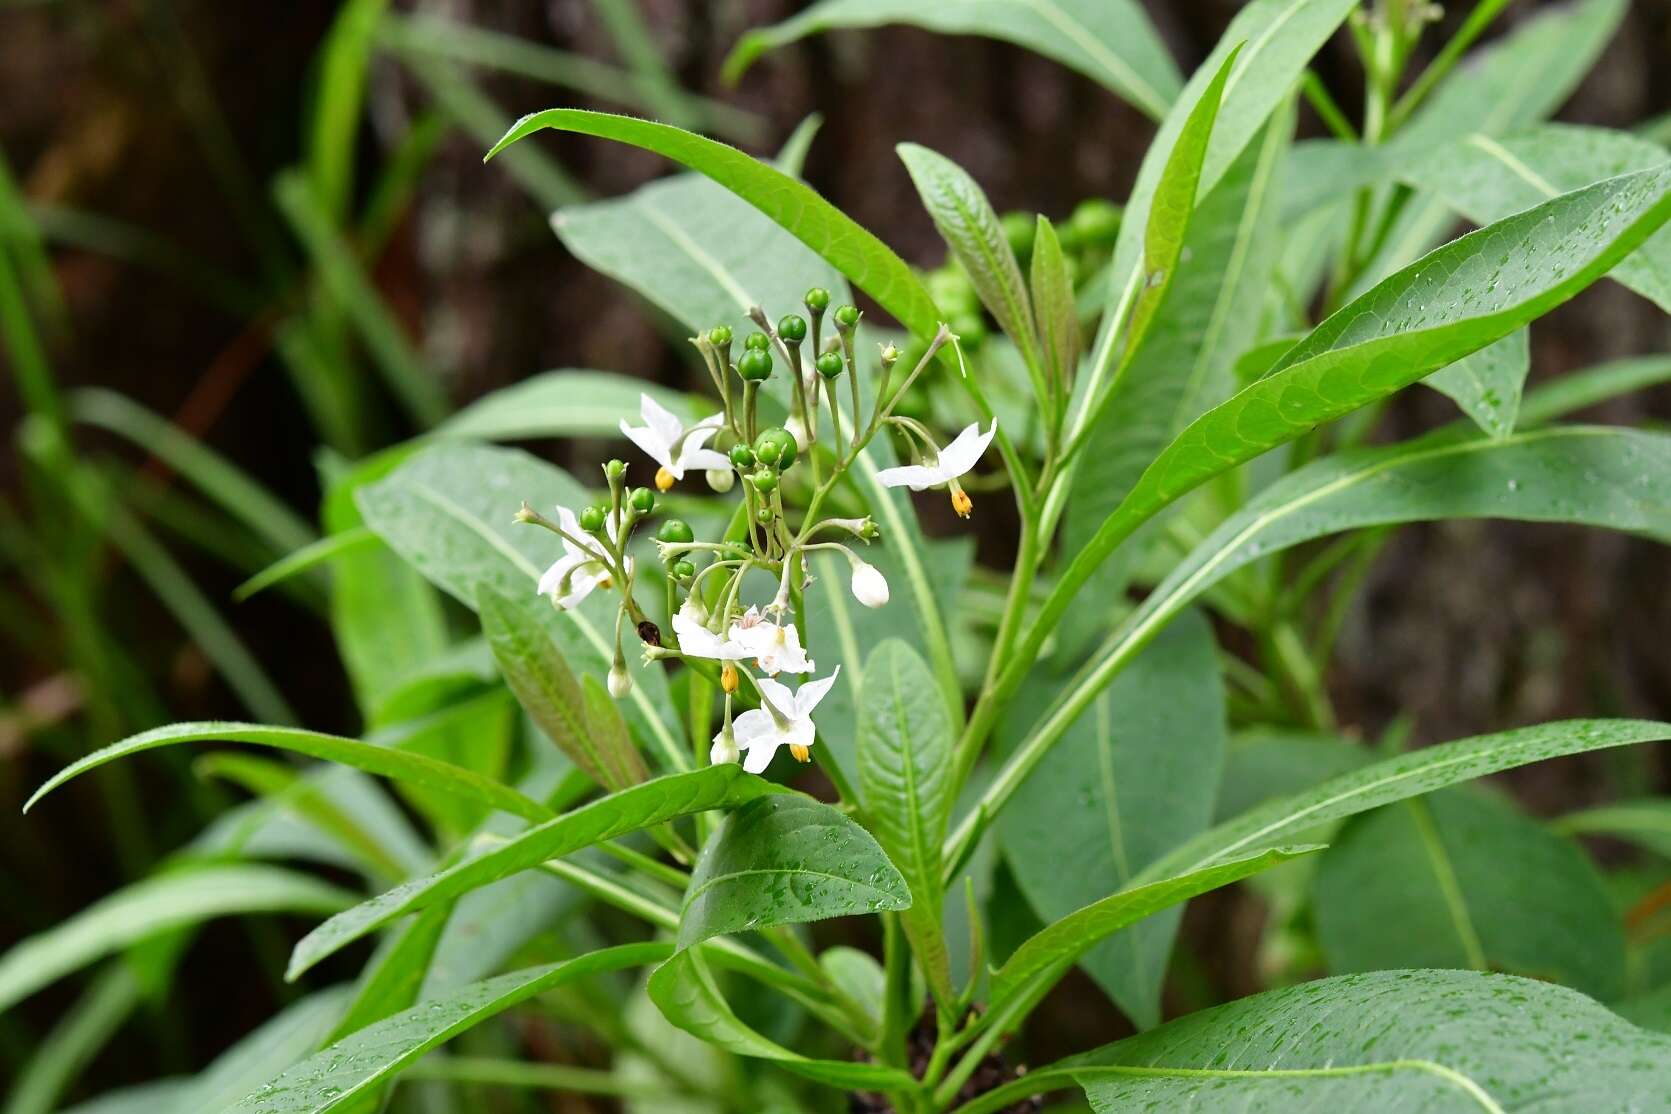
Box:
(777, 313, 808, 343)
(756, 505, 774, 524)
(737, 349, 774, 381)
(804, 287, 830, 313)
(729, 444, 755, 469)
(672, 560, 696, 580)
(629, 487, 655, 513)
(753, 427, 797, 471)
(604, 459, 625, 480)
(834, 304, 861, 329)
(707, 325, 732, 346)
(751, 468, 778, 493)
(744, 331, 771, 351)
(656, 518, 694, 545)
(578, 505, 607, 533)
(1068, 198, 1122, 248)
(815, 351, 844, 379)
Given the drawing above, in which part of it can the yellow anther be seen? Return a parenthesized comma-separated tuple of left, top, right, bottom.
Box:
(598, 575, 613, 589)
(655, 466, 676, 492)
(721, 663, 739, 694)
(950, 487, 973, 518)
(789, 743, 811, 763)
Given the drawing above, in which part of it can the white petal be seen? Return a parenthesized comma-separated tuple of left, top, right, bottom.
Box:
(679, 446, 732, 475)
(741, 735, 783, 774)
(537, 553, 583, 597)
(935, 418, 998, 479)
(672, 610, 725, 657)
(732, 708, 777, 747)
(552, 564, 608, 610)
(620, 418, 674, 471)
(874, 463, 946, 491)
(754, 675, 796, 719)
(794, 666, 841, 717)
(639, 393, 685, 448)
(692, 410, 726, 430)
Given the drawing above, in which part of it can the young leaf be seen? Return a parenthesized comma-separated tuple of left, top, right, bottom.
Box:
(0, 866, 353, 1015)
(287, 765, 780, 979)
(223, 945, 669, 1113)
(988, 845, 1318, 1014)
(1314, 788, 1624, 1000)
(25, 721, 550, 823)
(1554, 797, 1671, 859)
(856, 640, 955, 1005)
(478, 583, 646, 790)
(967, 970, 1671, 1114)
(647, 949, 917, 1091)
(440, 371, 696, 442)
(998, 610, 1226, 1029)
(1029, 215, 1079, 392)
(898, 143, 1041, 379)
(678, 794, 910, 948)
(723, 0, 1181, 122)
(1424, 327, 1529, 439)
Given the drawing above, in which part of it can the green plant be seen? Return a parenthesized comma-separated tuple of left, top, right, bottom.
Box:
(12, 1, 1671, 1111)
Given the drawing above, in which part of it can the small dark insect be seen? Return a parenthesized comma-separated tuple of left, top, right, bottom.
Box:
(637, 620, 661, 647)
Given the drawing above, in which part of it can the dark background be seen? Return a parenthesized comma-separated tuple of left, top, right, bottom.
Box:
(2, 0, 1668, 1096)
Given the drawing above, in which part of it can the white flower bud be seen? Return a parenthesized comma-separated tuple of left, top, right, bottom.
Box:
(710, 731, 739, 765)
(706, 467, 735, 493)
(851, 560, 890, 609)
(608, 662, 633, 698)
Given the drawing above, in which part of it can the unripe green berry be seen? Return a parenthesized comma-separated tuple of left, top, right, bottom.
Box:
(753, 427, 797, 471)
(604, 459, 626, 480)
(656, 518, 694, 545)
(834, 304, 861, 329)
(777, 314, 808, 343)
(579, 505, 607, 533)
(1068, 198, 1122, 248)
(672, 560, 696, 580)
(744, 331, 771, 351)
(629, 487, 655, 513)
(707, 325, 732, 346)
(804, 287, 830, 313)
(756, 505, 774, 524)
(737, 349, 773, 381)
(752, 468, 778, 493)
(815, 351, 844, 379)
(729, 444, 755, 469)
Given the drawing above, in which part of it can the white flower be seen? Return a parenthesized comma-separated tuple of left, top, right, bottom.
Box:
(620, 394, 729, 490)
(728, 607, 814, 674)
(875, 418, 997, 492)
(536, 506, 628, 610)
(710, 729, 739, 766)
(672, 599, 750, 662)
(706, 467, 735, 493)
(607, 661, 632, 698)
(850, 561, 890, 609)
(734, 668, 840, 773)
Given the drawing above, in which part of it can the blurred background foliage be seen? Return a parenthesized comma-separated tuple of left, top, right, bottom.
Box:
(0, 0, 1667, 1107)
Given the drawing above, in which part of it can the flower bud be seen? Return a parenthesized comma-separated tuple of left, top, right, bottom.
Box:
(834, 304, 861, 330)
(706, 467, 735, 493)
(608, 662, 633, 698)
(815, 351, 844, 379)
(707, 325, 732, 346)
(604, 459, 626, 480)
(851, 560, 890, 609)
(710, 729, 739, 765)
(672, 559, 696, 580)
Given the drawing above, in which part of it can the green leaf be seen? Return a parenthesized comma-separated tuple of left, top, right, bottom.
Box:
(999, 610, 1226, 1029)
(1048, 167, 1671, 647)
(857, 640, 955, 1004)
(479, 583, 646, 790)
(1554, 797, 1671, 859)
(988, 846, 1318, 1014)
(439, 370, 697, 442)
(1314, 788, 1624, 999)
(174, 989, 352, 1114)
(1137, 720, 1671, 889)
(898, 143, 1040, 374)
(4, 965, 140, 1114)
(1401, 124, 1671, 313)
(1029, 215, 1079, 390)
(357, 441, 683, 766)
(1424, 327, 1529, 438)
(287, 765, 779, 980)
(1215, 730, 1369, 824)
(0, 866, 353, 1015)
(678, 794, 910, 949)
(222, 944, 668, 1113)
(1519, 354, 1671, 427)
(723, 0, 1181, 121)
(25, 720, 550, 822)
(646, 949, 917, 1091)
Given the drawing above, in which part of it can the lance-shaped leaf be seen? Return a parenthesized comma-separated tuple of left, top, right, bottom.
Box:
(1425, 327, 1529, 438)
(857, 640, 955, 1004)
(899, 143, 1041, 379)
(222, 944, 668, 1113)
(1518, 354, 1671, 427)
(1040, 166, 1671, 656)
(439, 371, 697, 442)
(723, 0, 1181, 121)
(25, 721, 550, 822)
(647, 949, 917, 1092)
(1313, 788, 1625, 1000)
(678, 794, 910, 949)
(988, 846, 1318, 1014)
(479, 584, 646, 790)
(0, 866, 354, 1015)
(286, 766, 782, 979)
(960, 970, 1671, 1114)
(1554, 797, 1671, 859)
(1030, 215, 1079, 390)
